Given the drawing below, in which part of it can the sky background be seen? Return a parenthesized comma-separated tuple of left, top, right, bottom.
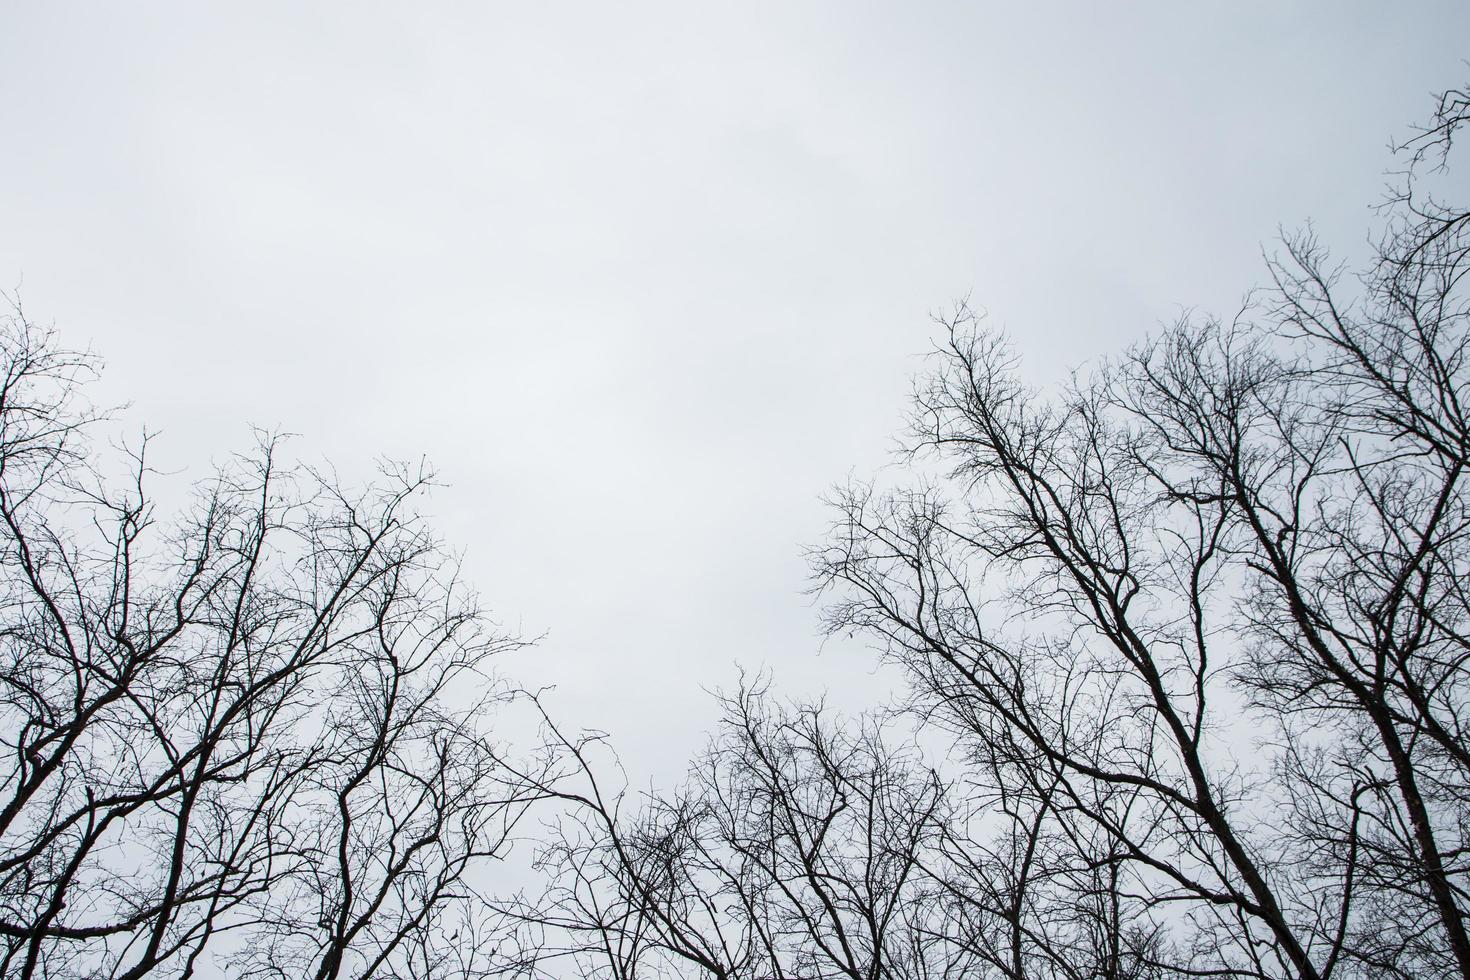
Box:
(2, 3, 1467, 784)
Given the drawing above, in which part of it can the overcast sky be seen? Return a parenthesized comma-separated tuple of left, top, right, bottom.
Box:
(2, 3, 1467, 783)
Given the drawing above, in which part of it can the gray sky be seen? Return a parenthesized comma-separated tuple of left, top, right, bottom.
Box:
(2, 3, 1466, 782)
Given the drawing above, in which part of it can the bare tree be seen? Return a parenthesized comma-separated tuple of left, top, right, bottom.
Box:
(812, 80, 1470, 980)
(523, 679, 950, 980)
(0, 310, 550, 979)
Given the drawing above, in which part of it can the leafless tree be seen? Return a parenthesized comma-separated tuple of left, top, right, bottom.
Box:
(521, 679, 952, 980)
(0, 310, 551, 979)
(811, 80, 1470, 980)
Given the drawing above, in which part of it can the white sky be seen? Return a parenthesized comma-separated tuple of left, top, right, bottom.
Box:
(2, 3, 1467, 784)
